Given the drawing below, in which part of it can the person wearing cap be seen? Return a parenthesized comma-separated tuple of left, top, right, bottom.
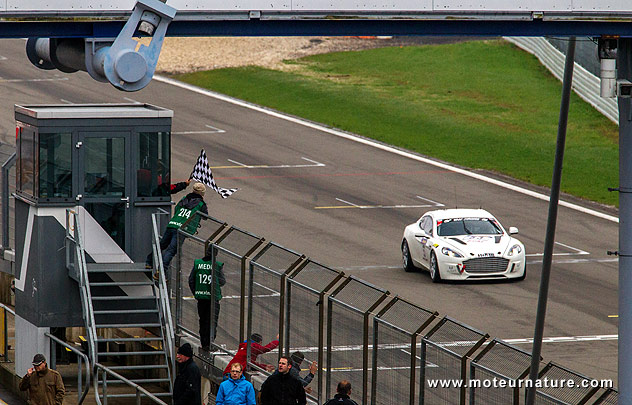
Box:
(188, 245, 226, 351)
(173, 343, 202, 405)
(223, 333, 279, 375)
(19, 353, 65, 405)
(145, 181, 208, 275)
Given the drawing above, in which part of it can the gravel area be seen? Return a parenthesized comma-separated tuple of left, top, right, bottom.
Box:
(156, 36, 486, 74)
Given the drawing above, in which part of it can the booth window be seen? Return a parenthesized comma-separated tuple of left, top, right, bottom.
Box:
(84, 137, 125, 197)
(39, 133, 72, 198)
(137, 132, 170, 197)
(18, 126, 36, 197)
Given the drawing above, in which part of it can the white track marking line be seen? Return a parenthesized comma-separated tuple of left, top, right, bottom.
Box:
(154, 75, 618, 224)
(554, 241, 590, 254)
(253, 281, 280, 295)
(227, 159, 249, 167)
(336, 198, 361, 208)
(0, 77, 69, 83)
(527, 258, 617, 265)
(526, 241, 590, 257)
(219, 157, 326, 169)
(416, 195, 445, 206)
(60, 99, 73, 104)
(173, 124, 226, 135)
(301, 157, 326, 166)
(0, 55, 7, 60)
(184, 293, 278, 300)
(205, 124, 226, 133)
(317, 195, 443, 209)
(172, 130, 222, 134)
(123, 97, 141, 104)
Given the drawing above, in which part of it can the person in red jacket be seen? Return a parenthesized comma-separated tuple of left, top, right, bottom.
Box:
(224, 333, 279, 375)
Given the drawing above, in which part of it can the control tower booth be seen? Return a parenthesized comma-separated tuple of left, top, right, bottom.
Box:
(12, 104, 173, 371)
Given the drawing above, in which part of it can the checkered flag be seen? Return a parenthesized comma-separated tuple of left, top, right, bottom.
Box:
(189, 149, 238, 198)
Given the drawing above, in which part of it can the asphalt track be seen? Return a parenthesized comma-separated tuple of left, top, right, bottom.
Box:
(0, 38, 619, 387)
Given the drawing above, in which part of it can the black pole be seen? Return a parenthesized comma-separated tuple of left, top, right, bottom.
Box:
(525, 36, 576, 405)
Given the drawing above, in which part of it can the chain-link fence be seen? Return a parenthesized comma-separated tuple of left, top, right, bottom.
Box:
(326, 276, 389, 404)
(247, 243, 303, 371)
(470, 339, 531, 405)
(421, 317, 488, 405)
(288, 259, 344, 403)
(593, 388, 618, 405)
(534, 362, 601, 404)
(372, 297, 437, 405)
(169, 212, 618, 405)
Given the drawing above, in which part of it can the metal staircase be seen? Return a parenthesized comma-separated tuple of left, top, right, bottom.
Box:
(65, 209, 174, 404)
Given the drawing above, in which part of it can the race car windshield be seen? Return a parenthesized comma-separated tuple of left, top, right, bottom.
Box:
(437, 218, 503, 236)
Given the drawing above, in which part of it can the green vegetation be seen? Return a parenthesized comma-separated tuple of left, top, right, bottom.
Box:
(175, 40, 619, 206)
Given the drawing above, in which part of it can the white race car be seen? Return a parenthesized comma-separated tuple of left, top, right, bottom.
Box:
(401, 208, 526, 282)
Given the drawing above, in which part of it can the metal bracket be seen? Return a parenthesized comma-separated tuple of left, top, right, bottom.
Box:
(103, 0, 176, 91)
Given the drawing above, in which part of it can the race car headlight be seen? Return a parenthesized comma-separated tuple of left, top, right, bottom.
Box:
(441, 247, 463, 258)
(507, 244, 522, 257)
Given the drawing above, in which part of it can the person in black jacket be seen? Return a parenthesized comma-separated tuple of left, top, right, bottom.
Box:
(260, 356, 306, 405)
(324, 380, 358, 405)
(173, 343, 201, 405)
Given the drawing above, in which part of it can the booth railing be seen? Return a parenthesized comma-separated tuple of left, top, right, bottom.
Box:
(65, 209, 98, 370)
(95, 362, 168, 405)
(46, 331, 91, 404)
(151, 212, 175, 387)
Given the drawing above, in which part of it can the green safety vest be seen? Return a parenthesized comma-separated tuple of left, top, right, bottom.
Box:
(194, 258, 224, 301)
(167, 200, 204, 233)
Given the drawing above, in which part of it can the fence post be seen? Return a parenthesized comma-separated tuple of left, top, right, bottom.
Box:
(0, 307, 5, 360)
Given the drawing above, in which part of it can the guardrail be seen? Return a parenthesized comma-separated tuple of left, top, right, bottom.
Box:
(1, 147, 16, 256)
(173, 211, 618, 404)
(45, 332, 91, 404)
(95, 362, 168, 405)
(65, 209, 97, 367)
(151, 212, 175, 384)
(504, 37, 619, 125)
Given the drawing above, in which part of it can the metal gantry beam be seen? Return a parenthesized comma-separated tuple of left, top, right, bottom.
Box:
(2, 19, 632, 38)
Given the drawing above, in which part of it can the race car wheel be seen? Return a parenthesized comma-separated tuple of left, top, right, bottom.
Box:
(429, 252, 442, 283)
(402, 240, 416, 272)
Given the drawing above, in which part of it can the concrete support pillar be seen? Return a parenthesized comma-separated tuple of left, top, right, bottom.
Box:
(15, 315, 50, 377)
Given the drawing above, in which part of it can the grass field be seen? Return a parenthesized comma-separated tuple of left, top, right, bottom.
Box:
(175, 39, 619, 207)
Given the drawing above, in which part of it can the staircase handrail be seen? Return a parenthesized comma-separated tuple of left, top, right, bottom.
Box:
(1, 151, 16, 253)
(45, 332, 91, 404)
(64, 209, 98, 376)
(151, 212, 175, 386)
(95, 362, 169, 405)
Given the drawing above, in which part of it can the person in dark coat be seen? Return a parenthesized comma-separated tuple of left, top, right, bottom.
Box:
(260, 356, 306, 405)
(19, 353, 65, 405)
(324, 380, 358, 405)
(146, 182, 209, 274)
(173, 343, 201, 405)
(271, 351, 317, 393)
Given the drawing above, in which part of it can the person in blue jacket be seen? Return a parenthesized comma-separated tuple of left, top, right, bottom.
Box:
(216, 362, 256, 405)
